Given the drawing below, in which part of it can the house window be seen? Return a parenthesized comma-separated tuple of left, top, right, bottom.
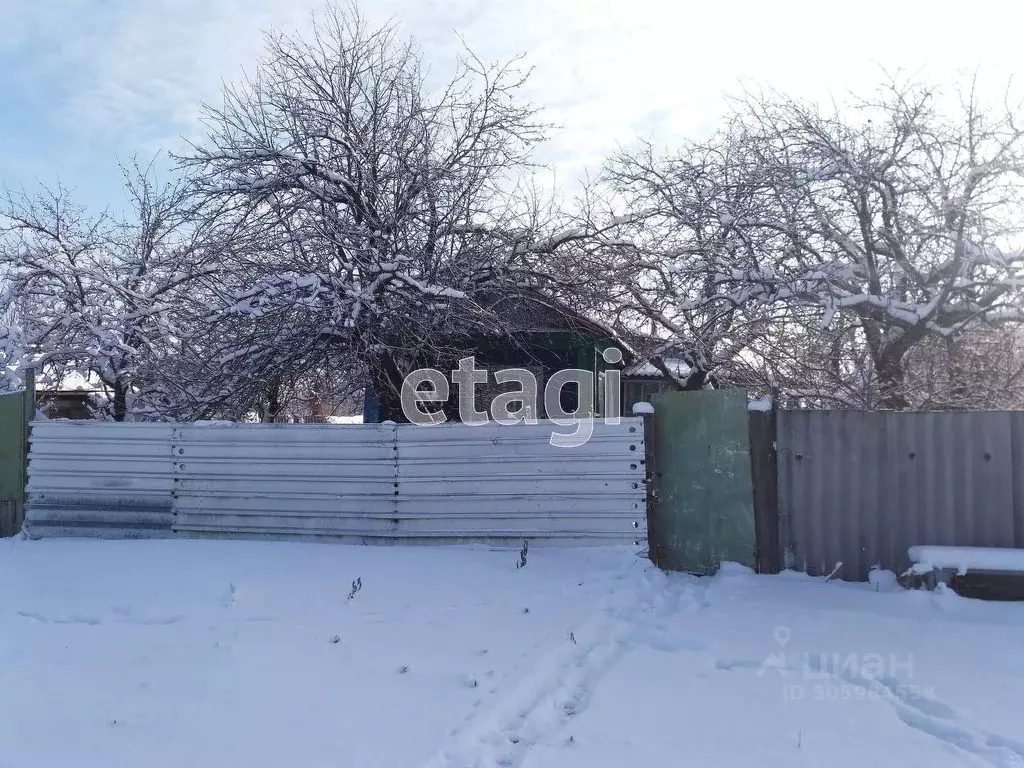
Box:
(622, 379, 672, 414)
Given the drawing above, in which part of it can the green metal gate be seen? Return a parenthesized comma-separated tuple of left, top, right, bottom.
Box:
(647, 389, 756, 573)
(0, 374, 33, 537)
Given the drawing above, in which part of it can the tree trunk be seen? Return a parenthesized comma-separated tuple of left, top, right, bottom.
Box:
(651, 355, 708, 391)
(864, 315, 919, 411)
(264, 380, 282, 423)
(369, 353, 407, 422)
(684, 368, 708, 390)
(112, 381, 128, 422)
(876, 353, 909, 410)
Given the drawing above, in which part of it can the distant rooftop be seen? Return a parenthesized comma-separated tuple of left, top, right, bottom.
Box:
(622, 357, 690, 379)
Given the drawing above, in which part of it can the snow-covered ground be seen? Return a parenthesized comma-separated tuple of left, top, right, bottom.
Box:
(2, 539, 1023, 768)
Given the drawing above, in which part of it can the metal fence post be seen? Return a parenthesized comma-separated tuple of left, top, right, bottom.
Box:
(20, 368, 35, 533)
(748, 405, 780, 573)
(642, 410, 661, 566)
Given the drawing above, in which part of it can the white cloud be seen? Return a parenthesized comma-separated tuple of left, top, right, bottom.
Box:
(6, 0, 1024, 189)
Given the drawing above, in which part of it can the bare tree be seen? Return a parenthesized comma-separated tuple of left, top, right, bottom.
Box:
(583, 136, 779, 391)
(595, 75, 1024, 408)
(181, 5, 583, 419)
(1, 162, 216, 419)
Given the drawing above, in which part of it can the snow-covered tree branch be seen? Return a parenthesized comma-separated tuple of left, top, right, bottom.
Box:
(1, 161, 219, 419)
(594, 75, 1024, 409)
(178, 5, 581, 418)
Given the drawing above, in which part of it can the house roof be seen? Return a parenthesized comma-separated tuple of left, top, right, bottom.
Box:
(473, 291, 620, 341)
(623, 357, 691, 379)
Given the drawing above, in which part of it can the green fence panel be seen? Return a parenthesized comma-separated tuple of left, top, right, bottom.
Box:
(0, 389, 28, 536)
(649, 389, 756, 573)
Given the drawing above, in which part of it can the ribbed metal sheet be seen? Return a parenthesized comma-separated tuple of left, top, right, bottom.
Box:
(171, 423, 397, 538)
(25, 418, 645, 545)
(395, 420, 646, 542)
(778, 410, 1022, 581)
(26, 421, 175, 538)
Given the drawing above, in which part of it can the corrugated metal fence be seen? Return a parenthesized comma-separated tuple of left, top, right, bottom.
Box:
(776, 410, 1024, 580)
(25, 418, 646, 545)
(31, 404, 1022, 578)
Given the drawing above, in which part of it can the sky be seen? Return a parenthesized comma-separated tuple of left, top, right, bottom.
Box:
(1, 0, 1022, 211)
